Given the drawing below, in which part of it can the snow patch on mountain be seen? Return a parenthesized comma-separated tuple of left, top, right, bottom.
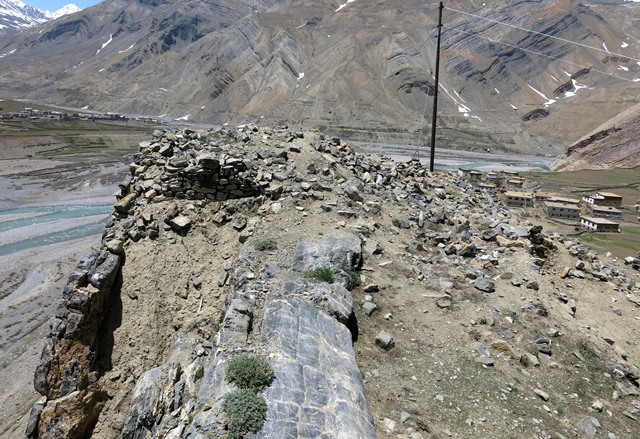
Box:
(51, 4, 80, 20)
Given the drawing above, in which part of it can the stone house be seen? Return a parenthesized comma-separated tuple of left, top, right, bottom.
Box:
(586, 204, 623, 219)
(543, 201, 581, 219)
(505, 191, 534, 207)
(580, 216, 620, 233)
(477, 183, 497, 194)
(582, 191, 623, 208)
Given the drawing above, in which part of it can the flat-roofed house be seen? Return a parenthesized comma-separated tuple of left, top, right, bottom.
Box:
(507, 177, 525, 188)
(505, 191, 534, 207)
(544, 201, 581, 219)
(469, 170, 483, 182)
(586, 204, 623, 219)
(548, 196, 580, 205)
(458, 168, 471, 179)
(477, 183, 497, 194)
(534, 192, 554, 204)
(580, 216, 620, 233)
(582, 192, 623, 208)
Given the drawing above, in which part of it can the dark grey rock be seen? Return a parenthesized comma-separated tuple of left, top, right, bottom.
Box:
(345, 180, 364, 202)
(474, 278, 495, 293)
(481, 228, 500, 241)
(291, 235, 362, 289)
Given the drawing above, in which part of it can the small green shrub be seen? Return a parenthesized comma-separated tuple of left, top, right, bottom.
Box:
(254, 239, 278, 251)
(222, 389, 268, 439)
(313, 267, 334, 283)
(226, 355, 274, 392)
(349, 270, 362, 287)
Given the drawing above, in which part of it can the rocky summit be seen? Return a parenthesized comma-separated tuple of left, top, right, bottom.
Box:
(25, 125, 640, 438)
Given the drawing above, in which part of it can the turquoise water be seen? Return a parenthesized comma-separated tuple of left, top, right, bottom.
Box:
(0, 205, 111, 233)
(0, 205, 112, 257)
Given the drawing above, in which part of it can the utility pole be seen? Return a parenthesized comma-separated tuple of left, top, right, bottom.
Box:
(429, 1, 443, 172)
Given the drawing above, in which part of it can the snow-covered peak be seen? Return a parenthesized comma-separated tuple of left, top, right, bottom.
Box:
(0, 1, 81, 35)
(52, 3, 81, 20)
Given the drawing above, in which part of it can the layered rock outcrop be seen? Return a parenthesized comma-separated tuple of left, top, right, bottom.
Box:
(27, 250, 123, 438)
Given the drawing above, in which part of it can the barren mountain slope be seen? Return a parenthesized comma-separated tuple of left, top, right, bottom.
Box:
(25, 125, 640, 438)
(1, 0, 640, 154)
(551, 100, 640, 170)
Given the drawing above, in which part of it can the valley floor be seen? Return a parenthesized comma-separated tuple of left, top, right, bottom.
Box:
(0, 158, 128, 438)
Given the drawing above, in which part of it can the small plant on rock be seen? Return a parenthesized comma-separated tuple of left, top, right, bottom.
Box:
(313, 267, 334, 283)
(223, 355, 274, 437)
(226, 355, 274, 392)
(254, 239, 278, 251)
(349, 270, 362, 287)
(222, 388, 268, 439)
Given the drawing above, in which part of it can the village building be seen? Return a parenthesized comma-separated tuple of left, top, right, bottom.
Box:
(548, 196, 580, 205)
(469, 170, 483, 182)
(486, 171, 499, 182)
(506, 177, 525, 188)
(543, 201, 581, 219)
(580, 216, 620, 233)
(476, 183, 497, 194)
(505, 191, 534, 207)
(582, 191, 623, 208)
(502, 170, 520, 177)
(586, 204, 623, 219)
(534, 191, 555, 203)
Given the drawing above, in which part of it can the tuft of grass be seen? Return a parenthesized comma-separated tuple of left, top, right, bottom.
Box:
(349, 270, 362, 287)
(254, 239, 278, 251)
(223, 355, 274, 438)
(313, 267, 334, 283)
(222, 389, 268, 439)
(226, 355, 274, 392)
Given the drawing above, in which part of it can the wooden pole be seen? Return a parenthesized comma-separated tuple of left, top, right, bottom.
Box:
(429, 1, 444, 172)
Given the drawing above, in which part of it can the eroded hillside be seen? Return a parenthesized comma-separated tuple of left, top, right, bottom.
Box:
(1, 0, 640, 154)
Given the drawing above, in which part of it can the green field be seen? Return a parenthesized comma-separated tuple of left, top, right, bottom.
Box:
(525, 169, 640, 258)
(1, 99, 157, 162)
(0, 98, 93, 115)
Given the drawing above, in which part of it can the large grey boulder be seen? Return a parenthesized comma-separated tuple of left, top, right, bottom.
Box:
(291, 235, 362, 289)
(122, 333, 206, 439)
(254, 295, 375, 438)
(281, 277, 354, 326)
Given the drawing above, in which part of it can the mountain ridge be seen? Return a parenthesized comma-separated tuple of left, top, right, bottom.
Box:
(1, 0, 640, 163)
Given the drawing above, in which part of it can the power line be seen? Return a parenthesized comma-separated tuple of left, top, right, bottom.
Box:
(348, 26, 439, 126)
(445, 6, 640, 64)
(448, 26, 638, 83)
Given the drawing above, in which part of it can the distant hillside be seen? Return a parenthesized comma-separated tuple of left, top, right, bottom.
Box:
(551, 101, 640, 170)
(1, 0, 640, 157)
